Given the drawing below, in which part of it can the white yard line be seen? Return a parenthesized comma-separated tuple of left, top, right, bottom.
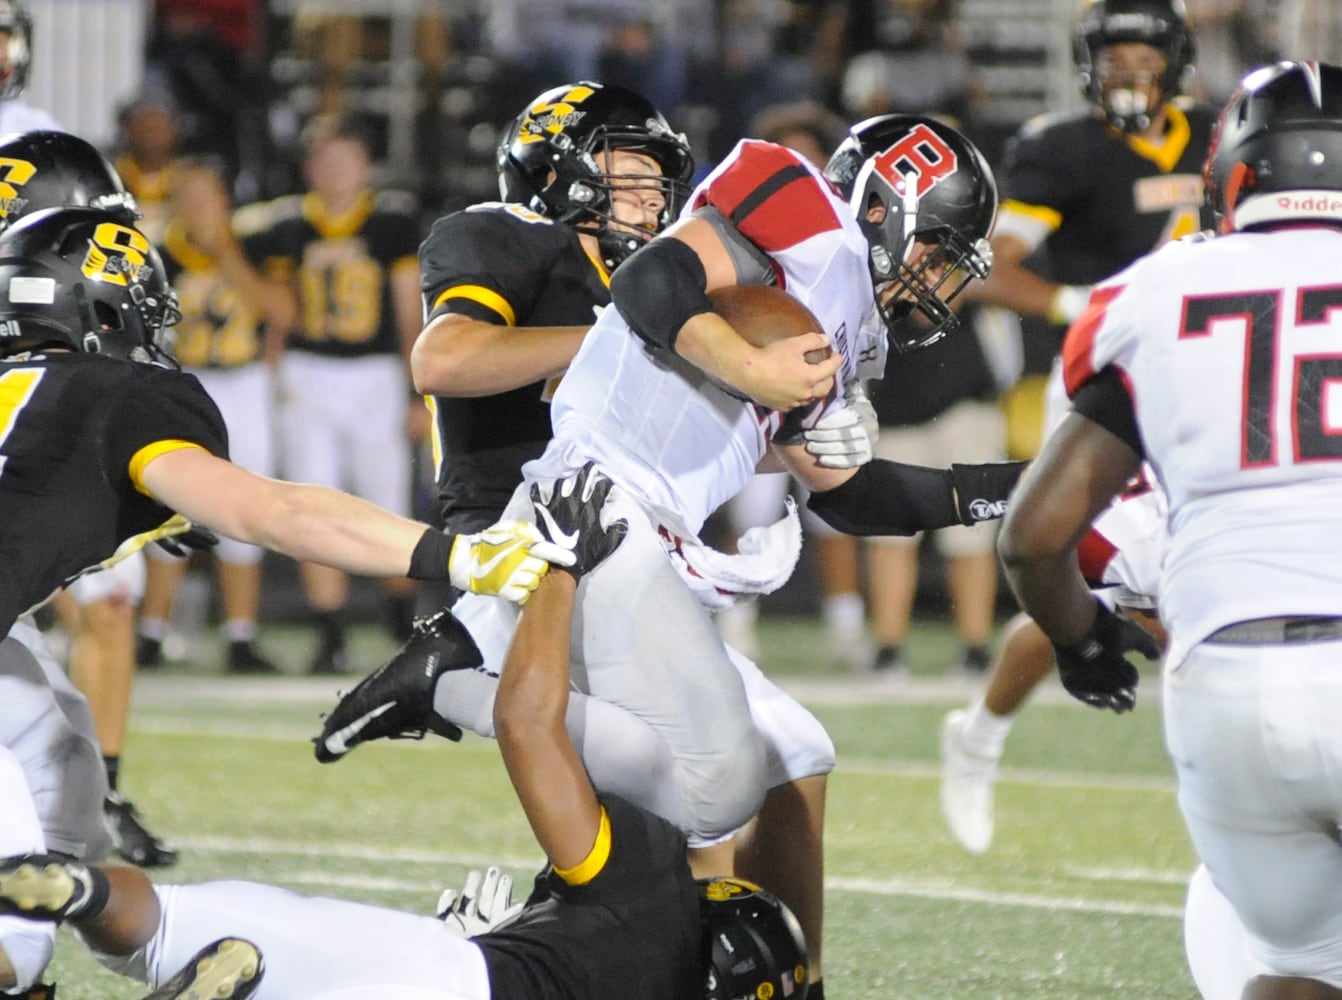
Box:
(173, 835, 1185, 919)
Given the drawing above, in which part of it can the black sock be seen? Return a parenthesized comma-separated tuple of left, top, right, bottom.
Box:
(808, 979, 824, 1000)
(315, 611, 345, 645)
(103, 755, 120, 793)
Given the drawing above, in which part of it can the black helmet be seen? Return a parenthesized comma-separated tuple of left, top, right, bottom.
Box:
(497, 81, 694, 270)
(1074, 0, 1195, 133)
(824, 114, 997, 352)
(0, 130, 139, 234)
(0, 0, 31, 102)
(1204, 61, 1342, 232)
(700, 877, 809, 1000)
(0, 206, 180, 363)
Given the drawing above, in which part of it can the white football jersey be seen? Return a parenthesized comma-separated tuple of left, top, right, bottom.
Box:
(1064, 227, 1342, 664)
(528, 140, 884, 535)
(1078, 474, 1166, 611)
(0, 101, 59, 134)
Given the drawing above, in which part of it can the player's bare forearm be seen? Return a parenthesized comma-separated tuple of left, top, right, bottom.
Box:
(138, 448, 430, 577)
(496, 572, 603, 872)
(676, 313, 840, 412)
(411, 313, 587, 396)
(999, 415, 1140, 644)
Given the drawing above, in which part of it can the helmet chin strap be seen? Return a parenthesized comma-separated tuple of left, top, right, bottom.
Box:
(72, 282, 101, 354)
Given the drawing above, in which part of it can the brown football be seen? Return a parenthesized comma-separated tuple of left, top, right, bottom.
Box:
(708, 285, 832, 363)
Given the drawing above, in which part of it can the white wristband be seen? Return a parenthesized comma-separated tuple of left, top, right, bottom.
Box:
(1047, 285, 1092, 326)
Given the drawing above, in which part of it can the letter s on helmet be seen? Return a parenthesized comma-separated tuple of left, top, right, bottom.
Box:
(0, 206, 180, 363)
(1205, 60, 1342, 233)
(0, 130, 140, 235)
(700, 876, 810, 1000)
(496, 80, 694, 271)
(823, 114, 997, 353)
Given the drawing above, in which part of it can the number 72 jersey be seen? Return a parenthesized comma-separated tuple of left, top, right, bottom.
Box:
(1061, 227, 1342, 661)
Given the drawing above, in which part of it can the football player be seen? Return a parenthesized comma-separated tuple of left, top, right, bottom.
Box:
(0, 1, 54, 135)
(999, 60, 1342, 999)
(0, 467, 811, 1000)
(318, 93, 1020, 998)
(136, 159, 297, 677)
(253, 113, 424, 674)
(0, 129, 182, 871)
(940, 0, 1220, 854)
(968, 0, 1215, 436)
(0, 205, 569, 998)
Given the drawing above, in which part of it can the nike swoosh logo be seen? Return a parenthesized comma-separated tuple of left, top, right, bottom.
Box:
(472, 539, 527, 580)
(321, 702, 395, 758)
(533, 501, 579, 549)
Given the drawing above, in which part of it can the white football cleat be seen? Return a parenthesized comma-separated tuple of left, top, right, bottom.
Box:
(939, 709, 999, 856)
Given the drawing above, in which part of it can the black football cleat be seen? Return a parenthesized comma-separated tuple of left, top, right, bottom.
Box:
(141, 937, 263, 1000)
(0, 854, 96, 920)
(313, 609, 481, 764)
(105, 792, 179, 868)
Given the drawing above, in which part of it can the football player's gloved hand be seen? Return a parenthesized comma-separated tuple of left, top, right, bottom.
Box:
(448, 521, 575, 604)
(803, 383, 878, 469)
(154, 520, 221, 558)
(529, 462, 628, 580)
(437, 866, 524, 937)
(1052, 600, 1160, 713)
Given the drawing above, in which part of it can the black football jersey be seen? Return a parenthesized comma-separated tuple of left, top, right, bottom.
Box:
(419, 203, 611, 534)
(1002, 100, 1218, 287)
(252, 189, 420, 358)
(0, 353, 229, 631)
(477, 795, 701, 1000)
(160, 220, 268, 370)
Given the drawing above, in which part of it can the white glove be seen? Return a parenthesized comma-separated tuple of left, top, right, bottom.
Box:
(803, 383, 878, 469)
(437, 867, 524, 937)
(448, 520, 575, 604)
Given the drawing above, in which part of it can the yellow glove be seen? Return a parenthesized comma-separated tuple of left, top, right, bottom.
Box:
(448, 520, 575, 604)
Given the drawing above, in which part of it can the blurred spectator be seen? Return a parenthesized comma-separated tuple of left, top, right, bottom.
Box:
(147, 0, 269, 200)
(840, 0, 979, 124)
(1184, 1, 1268, 106)
(597, 16, 689, 118)
(0, 0, 56, 133)
(253, 114, 424, 673)
(137, 160, 297, 676)
(113, 90, 184, 244)
(864, 307, 1008, 677)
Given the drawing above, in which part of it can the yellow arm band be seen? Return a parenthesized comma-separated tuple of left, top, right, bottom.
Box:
(553, 806, 612, 886)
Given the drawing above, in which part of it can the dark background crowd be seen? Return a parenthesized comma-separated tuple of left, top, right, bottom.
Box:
(133, 0, 1333, 220)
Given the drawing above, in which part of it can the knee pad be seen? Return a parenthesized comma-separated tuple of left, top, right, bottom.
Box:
(680, 726, 768, 843)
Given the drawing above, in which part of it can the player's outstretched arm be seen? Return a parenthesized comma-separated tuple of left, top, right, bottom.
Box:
(496, 464, 627, 871)
(780, 439, 1028, 536)
(135, 448, 570, 597)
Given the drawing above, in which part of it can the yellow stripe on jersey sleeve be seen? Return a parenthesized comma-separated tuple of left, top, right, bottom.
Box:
(432, 285, 516, 326)
(553, 806, 612, 886)
(128, 439, 208, 496)
(1000, 199, 1063, 230)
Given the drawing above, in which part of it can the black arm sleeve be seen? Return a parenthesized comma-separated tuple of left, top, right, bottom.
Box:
(609, 236, 713, 352)
(806, 459, 1029, 536)
(1071, 366, 1144, 456)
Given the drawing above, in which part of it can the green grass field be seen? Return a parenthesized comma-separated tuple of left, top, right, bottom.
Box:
(45, 615, 1199, 999)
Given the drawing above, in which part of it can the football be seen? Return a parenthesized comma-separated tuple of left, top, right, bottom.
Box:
(708, 285, 831, 363)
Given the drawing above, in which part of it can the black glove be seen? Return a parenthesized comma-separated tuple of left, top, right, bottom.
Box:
(529, 462, 628, 580)
(1052, 600, 1161, 713)
(155, 524, 220, 558)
